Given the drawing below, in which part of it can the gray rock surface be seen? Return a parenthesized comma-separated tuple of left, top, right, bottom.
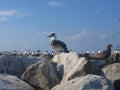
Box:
(102, 63, 120, 90)
(52, 74, 114, 90)
(0, 73, 34, 90)
(22, 59, 60, 90)
(52, 52, 105, 82)
(0, 55, 38, 78)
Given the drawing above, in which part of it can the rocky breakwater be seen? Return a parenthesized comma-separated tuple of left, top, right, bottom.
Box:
(0, 52, 115, 90)
(21, 52, 114, 90)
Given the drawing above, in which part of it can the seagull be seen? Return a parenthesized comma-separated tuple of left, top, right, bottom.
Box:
(90, 44, 112, 60)
(47, 32, 69, 53)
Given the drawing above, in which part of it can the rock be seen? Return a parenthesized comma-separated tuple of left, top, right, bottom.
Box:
(52, 52, 105, 82)
(102, 63, 120, 90)
(0, 55, 38, 78)
(22, 59, 60, 90)
(113, 53, 120, 62)
(51, 74, 114, 90)
(0, 73, 34, 90)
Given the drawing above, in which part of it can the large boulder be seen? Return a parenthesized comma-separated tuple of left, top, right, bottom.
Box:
(0, 55, 38, 78)
(0, 73, 34, 90)
(21, 59, 60, 90)
(52, 52, 105, 82)
(102, 63, 120, 90)
(52, 74, 114, 90)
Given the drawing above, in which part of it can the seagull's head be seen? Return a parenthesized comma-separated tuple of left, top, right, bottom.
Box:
(47, 32, 56, 38)
(47, 32, 57, 41)
(107, 44, 112, 48)
(107, 44, 112, 50)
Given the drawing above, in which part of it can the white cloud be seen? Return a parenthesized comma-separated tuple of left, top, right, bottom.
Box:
(0, 9, 31, 22)
(65, 30, 91, 41)
(97, 32, 112, 40)
(98, 33, 107, 39)
(48, 1, 65, 7)
(66, 34, 81, 41)
(64, 31, 114, 51)
(0, 10, 16, 17)
(65, 31, 112, 43)
(17, 13, 31, 18)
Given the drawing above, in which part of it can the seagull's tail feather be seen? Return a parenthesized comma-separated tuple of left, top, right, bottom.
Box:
(65, 50, 69, 53)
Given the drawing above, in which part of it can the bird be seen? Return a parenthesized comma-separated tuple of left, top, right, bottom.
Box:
(47, 32, 69, 53)
(90, 44, 112, 60)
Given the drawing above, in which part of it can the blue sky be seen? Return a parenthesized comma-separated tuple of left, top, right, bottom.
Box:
(0, 0, 120, 52)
